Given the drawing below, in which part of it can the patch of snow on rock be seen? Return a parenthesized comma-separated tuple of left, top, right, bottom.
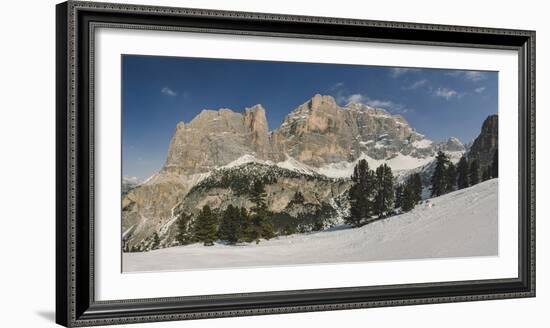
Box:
(412, 139, 433, 149)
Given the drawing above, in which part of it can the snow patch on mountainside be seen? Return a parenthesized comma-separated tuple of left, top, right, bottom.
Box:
(276, 155, 318, 175)
(317, 153, 435, 178)
(124, 179, 498, 272)
(223, 154, 271, 168)
(412, 139, 433, 149)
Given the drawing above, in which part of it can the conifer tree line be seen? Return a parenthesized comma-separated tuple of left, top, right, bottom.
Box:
(398, 173, 422, 212)
(346, 148, 498, 228)
(346, 160, 423, 227)
(431, 148, 498, 198)
(175, 180, 275, 246)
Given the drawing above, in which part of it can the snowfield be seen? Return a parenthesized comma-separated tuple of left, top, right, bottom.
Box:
(123, 179, 498, 272)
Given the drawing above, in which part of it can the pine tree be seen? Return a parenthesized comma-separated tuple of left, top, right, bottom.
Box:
(175, 212, 193, 245)
(373, 164, 394, 218)
(445, 162, 457, 193)
(150, 232, 160, 250)
(482, 167, 491, 181)
(247, 181, 273, 243)
(218, 205, 241, 244)
(401, 179, 416, 212)
(457, 156, 470, 189)
(491, 149, 498, 178)
(346, 159, 374, 226)
(394, 184, 404, 209)
(401, 174, 422, 212)
(431, 151, 450, 197)
(411, 173, 423, 203)
(246, 213, 274, 244)
(469, 159, 480, 186)
(239, 207, 250, 241)
(250, 181, 268, 216)
(193, 205, 218, 246)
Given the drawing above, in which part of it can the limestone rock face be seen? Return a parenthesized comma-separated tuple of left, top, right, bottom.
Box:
(243, 105, 270, 159)
(163, 106, 271, 175)
(122, 171, 209, 251)
(271, 94, 431, 167)
(468, 115, 498, 167)
(163, 94, 436, 174)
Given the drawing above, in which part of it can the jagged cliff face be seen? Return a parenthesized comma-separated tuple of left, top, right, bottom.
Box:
(271, 94, 430, 166)
(468, 114, 498, 167)
(163, 105, 271, 175)
(163, 94, 436, 174)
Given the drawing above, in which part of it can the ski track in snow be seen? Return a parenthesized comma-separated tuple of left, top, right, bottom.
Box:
(123, 179, 498, 272)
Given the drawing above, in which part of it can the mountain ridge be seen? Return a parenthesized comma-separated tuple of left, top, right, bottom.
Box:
(121, 94, 491, 252)
(162, 94, 442, 176)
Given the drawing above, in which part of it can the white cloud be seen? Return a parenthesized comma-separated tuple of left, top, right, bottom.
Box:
(464, 71, 487, 82)
(446, 70, 487, 82)
(475, 87, 486, 93)
(161, 87, 177, 96)
(403, 79, 428, 90)
(330, 82, 344, 90)
(390, 67, 420, 78)
(434, 87, 460, 100)
(346, 94, 365, 103)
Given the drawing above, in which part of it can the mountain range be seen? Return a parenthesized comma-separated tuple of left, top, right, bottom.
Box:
(122, 94, 497, 251)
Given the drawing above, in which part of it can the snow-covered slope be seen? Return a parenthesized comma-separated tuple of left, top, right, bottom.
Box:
(124, 179, 498, 272)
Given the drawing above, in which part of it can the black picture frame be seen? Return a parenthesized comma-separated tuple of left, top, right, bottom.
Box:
(56, 1, 536, 326)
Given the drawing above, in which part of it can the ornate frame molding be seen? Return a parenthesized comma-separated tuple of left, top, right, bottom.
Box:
(56, 1, 535, 326)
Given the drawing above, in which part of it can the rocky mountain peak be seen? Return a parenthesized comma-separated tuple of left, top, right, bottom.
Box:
(175, 121, 185, 131)
(244, 104, 269, 158)
(163, 105, 271, 175)
(243, 104, 267, 124)
(309, 94, 338, 110)
(468, 114, 498, 167)
(440, 137, 465, 152)
(481, 114, 498, 134)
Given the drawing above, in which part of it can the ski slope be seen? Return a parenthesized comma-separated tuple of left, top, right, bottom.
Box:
(123, 179, 498, 272)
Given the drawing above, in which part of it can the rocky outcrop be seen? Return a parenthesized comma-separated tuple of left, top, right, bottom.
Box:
(122, 171, 209, 250)
(162, 94, 437, 174)
(125, 163, 351, 250)
(163, 105, 271, 175)
(468, 115, 498, 168)
(178, 163, 350, 215)
(271, 94, 431, 166)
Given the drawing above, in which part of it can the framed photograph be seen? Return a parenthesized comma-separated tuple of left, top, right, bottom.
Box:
(56, 1, 535, 326)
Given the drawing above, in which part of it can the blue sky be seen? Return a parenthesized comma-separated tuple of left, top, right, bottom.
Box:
(122, 55, 498, 180)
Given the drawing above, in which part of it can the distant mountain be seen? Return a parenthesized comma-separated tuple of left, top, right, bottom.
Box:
(122, 176, 139, 195)
(121, 95, 484, 251)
